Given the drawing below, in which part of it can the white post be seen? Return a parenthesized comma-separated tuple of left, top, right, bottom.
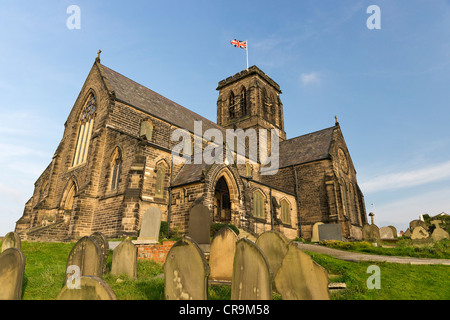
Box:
(246, 40, 249, 70)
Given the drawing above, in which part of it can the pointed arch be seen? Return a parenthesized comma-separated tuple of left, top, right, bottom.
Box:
(109, 147, 122, 191)
(72, 91, 97, 167)
(239, 86, 248, 116)
(60, 178, 78, 212)
(155, 159, 169, 199)
(252, 189, 266, 219)
(279, 198, 291, 224)
(228, 91, 236, 119)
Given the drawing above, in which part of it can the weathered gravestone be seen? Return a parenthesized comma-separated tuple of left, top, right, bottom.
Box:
(57, 275, 117, 300)
(388, 225, 398, 238)
(318, 224, 342, 241)
(410, 220, 428, 232)
(188, 204, 211, 251)
(0, 248, 26, 300)
(66, 236, 104, 280)
(362, 224, 380, 242)
(311, 222, 324, 242)
(274, 243, 330, 300)
(379, 227, 395, 240)
(138, 207, 162, 243)
(255, 230, 289, 280)
(164, 237, 210, 300)
(403, 228, 411, 238)
(430, 221, 449, 242)
(411, 226, 429, 240)
(111, 239, 137, 280)
(1, 231, 21, 253)
(231, 238, 272, 300)
(90, 231, 109, 274)
(209, 226, 238, 281)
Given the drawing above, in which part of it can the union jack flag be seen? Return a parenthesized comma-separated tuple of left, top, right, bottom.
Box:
(230, 39, 247, 50)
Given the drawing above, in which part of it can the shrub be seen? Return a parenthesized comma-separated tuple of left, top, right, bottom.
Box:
(210, 223, 240, 237)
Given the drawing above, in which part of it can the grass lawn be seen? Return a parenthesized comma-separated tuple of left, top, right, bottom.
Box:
(3, 241, 449, 300)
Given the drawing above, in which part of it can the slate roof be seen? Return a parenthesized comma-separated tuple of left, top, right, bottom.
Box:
(278, 126, 335, 168)
(99, 63, 222, 134)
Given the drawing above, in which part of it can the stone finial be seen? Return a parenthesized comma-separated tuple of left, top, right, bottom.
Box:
(96, 50, 102, 63)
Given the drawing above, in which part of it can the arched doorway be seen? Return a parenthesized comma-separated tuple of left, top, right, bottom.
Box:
(214, 176, 231, 223)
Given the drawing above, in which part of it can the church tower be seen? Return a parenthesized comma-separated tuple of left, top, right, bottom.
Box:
(216, 66, 286, 141)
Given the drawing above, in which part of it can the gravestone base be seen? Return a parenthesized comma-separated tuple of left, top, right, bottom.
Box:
(198, 244, 211, 254)
(134, 239, 158, 245)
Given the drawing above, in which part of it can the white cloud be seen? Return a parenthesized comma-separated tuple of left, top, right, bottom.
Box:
(372, 188, 450, 232)
(300, 71, 321, 85)
(360, 161, 450, 194)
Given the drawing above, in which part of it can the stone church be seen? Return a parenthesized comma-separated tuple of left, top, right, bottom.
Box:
(15, 55, 367, 242)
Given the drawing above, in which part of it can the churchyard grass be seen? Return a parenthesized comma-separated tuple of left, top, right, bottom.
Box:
(4, 240, 449, 300)
(317, 239, 450, 259)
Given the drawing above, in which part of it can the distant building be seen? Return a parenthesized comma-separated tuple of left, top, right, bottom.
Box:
(15, 57, 367, 241)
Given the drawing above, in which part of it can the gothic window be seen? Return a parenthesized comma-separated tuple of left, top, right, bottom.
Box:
(280, 199, 291, 224)
(110, 148, 122, 191)
(72, 93, 96, 167)
(140, 120, 153, 141)
(253, 190, 265, 219)
(229, 92, 235, 119)
(155, 162, 166, 198)
(240, 87, 247, 116)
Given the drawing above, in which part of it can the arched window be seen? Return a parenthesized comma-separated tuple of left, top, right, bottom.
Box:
(110, 148, 122, 190)
(72, 93, 96, 166)
(62, 181, 77, 213)
(140, 120, 153, 141)
(280, 199, 291, 224)
(229, 91, 235, 119)
(155, 162, 166, 198)
(240, 87, 247, 116)
(253, 190, 265, 219)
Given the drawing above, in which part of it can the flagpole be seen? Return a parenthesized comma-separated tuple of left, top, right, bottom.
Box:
(246, 40, 249, 70)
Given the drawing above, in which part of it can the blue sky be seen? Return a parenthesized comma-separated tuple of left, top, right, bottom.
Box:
(1, 0, 450, 236)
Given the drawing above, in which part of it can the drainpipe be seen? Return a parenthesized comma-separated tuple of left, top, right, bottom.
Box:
(167, 153, 174, 238)
(270, 187, 274, 230)
(293, 166, 302, 238)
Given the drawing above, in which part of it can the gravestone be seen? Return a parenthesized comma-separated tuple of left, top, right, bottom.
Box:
(379, 227, 394, 240)
(403, 228, 411, 238)
(311, 222, 324, 242)
(411, 226, 429, 240)
(410, 220, 428, 232)
(255, 231, 289, 280)
(318, 224, 342, 241)
(209, 226, 238, 281)
(362, 224, 380, 242)
(90, 231, 109, 274)
(274, 243, 330, 300)
(138, 207, 162, 243)
(430, 221, 449, 242)
(188, 204, 211, 249)
(57, 275, 117, 300)
(164, 237, 210, 300)
(231, 238, 272, 300)
(1, 231, 21, 253)
(388, 225, 398, 238)
(66, 236, 104, 280)
(0, 248, 26, 300)
(111, 239, 137, 280)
